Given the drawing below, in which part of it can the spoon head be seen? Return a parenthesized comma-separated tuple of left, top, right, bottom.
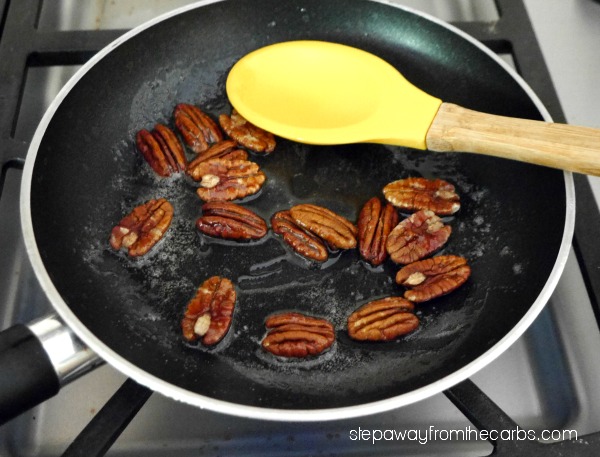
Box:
(226, 40, 442, 149)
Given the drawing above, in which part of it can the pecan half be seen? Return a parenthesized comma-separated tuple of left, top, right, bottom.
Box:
(396, 255, 471, 303)
(109, 198, 173, 257)
(289, 204, 357, 250)
(219, 109, 276, 153)
(187, 158, 266, 201)
(136, 125, 187, 177)
(383, 177, 460, 216)
(271, 210, 329, 261)
(181, 276, 236, 346)
(347, 297, 418, 341)
(386, 210, 451, 264)
(357, 197, 399, 266)
(187, 140, 248, 168)
(262, 312, 335, 358)
(196, 201, 267, 240)
(174, 103, 224, 154)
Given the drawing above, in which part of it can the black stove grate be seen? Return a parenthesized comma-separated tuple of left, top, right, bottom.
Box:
(1, 0, 600, 455)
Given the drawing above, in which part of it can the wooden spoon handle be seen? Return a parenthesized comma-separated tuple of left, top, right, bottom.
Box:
(426, 102, 600, 175)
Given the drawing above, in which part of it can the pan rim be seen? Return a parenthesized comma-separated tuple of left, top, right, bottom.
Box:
(20, 0, 575, 421)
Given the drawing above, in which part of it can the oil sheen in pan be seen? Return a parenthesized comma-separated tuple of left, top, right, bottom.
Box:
(79, 112, 507, 387)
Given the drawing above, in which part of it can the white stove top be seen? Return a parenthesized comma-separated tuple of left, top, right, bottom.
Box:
(2, 1, 600, 455)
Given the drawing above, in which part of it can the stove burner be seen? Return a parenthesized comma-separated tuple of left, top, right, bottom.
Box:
(2, 0, 600, 455)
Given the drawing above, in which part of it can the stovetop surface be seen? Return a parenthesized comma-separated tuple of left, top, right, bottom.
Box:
(2, 1, 600, 455)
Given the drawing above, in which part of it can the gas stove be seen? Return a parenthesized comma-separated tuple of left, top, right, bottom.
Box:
(2, 1, 600, 455)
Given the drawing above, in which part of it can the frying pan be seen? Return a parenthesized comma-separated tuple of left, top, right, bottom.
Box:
(0, 0, 573, 423)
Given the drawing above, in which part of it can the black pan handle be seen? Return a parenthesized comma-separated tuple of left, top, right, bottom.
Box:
(0, 316, 101, 426)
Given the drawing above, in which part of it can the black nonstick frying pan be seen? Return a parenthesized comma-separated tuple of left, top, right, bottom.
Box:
(1, 0, 573, 422)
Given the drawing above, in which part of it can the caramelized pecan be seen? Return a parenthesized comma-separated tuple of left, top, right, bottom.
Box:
(396, 255, 471, 302)
(181, 276, 236, 345)
(196, 201, 267, 240)
(271, 210, 328, 262)
(174, 103, 224, 154)
(386, 210, 451, 264)
(289, 204, 357, 250)
(383, 177, 460, 216)
(262, 312, 335, 358)
(187, 158, 266, 201)
(187, 139, 248, 168)
(357, 197, 399, 266)
(347, 297, 419, 341)
(219, 109, 276, 153)
(136, 125, 187, 177)
(109, 198, 173, 257)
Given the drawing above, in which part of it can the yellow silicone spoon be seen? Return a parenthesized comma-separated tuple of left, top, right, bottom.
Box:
(226, 40, 600, 176)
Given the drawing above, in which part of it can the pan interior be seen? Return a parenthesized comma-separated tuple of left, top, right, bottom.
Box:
(29, 0, 566, 411)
